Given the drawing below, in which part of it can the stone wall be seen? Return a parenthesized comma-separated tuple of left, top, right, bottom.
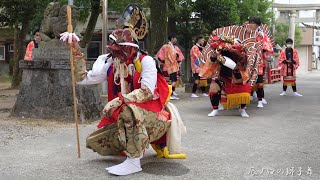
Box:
(11, 47, 103, 122)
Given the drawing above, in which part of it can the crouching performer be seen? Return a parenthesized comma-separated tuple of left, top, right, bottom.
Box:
(61, 4, 186, 176)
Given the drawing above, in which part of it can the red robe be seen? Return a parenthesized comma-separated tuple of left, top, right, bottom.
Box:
(24, 41, 35, 61)
(277, 48, 300, 78)
(258, 34, 274, 76)
(98, 55, 169, 128)
(190, 45, 201, 74)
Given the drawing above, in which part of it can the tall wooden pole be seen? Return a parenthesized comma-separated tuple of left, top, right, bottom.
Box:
(102, 0, 108, 95)
(67, 0, 81, 159)
(102, 0, 108, 54)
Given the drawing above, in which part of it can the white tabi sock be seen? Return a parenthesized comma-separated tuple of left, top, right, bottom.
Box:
(106, 156, 142, 176)
(280, 91, 286, 96)
(208, 109, 219, 117)
(257, 101, 263, 108)
(239, 108, 249, 118)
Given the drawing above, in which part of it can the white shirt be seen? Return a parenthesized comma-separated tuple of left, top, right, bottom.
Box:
(78, 53, 157, 95)
(138, 55, 157, 94)
(77, 54, 112, 85)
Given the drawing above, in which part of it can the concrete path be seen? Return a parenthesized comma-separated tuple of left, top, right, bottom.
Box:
(0, 71, 319, 180)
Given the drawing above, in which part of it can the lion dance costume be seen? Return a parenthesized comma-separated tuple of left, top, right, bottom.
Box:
(199, 23, 273, 117)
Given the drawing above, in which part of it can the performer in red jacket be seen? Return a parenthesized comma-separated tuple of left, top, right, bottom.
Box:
(277, 38, 303, 97)
(190, 36, 209, 98)
(61, 4, 186, 176)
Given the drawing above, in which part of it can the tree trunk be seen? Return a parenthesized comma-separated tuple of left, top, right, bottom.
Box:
(168, 0, 176, 34)
(11, 14, 31, 88)
(80, 0, 101, 48)
(149, 0, 168, 55)
(184, 19, 192, 82)
(11, 22, 19, 77)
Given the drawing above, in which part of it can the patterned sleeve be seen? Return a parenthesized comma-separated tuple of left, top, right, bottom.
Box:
(24, 41, 34, 60)
(293, 49, 300, 68)
(156, 45, 165, 61)
(167, 45, 177, 63)
(190, 46, 200, 73)
(277, 50, 286, 67)
(122, 85, 153, 103)
(175, 46, 185, 61)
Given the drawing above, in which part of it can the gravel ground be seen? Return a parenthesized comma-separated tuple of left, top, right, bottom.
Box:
(0, 71, 319, 180)
(0, 83, 73, 149)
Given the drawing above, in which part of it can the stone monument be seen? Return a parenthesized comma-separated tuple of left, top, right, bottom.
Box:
(11, 2, 102, 122)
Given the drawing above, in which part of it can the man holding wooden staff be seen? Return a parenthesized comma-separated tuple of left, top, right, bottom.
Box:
(61, 4, 186, 176)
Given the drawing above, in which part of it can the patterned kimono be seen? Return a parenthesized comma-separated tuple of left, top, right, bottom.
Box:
(24, 40, 38, 61)
(190, 44, 201, 74)
(258, 34, 274, 76)
(277, 48, 300, 86)
(73, 52, 185, 158)
(156, 42, 184, 75)
(190, 44, 207, 86)
(254, 33, 274, 91)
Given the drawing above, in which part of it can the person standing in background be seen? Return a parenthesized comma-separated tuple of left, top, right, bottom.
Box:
(278, 38, 303, 97)
(156, 33, 183, 100)
(24, 30, 41, 61)
(190, 36, 208, 98)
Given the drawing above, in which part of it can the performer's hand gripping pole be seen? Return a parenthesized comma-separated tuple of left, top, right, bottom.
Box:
(67, 0, 81, 158)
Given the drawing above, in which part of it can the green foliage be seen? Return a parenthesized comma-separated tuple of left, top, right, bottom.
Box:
(109, 0, 148, 12)
(274, 22, 302, 47)
(29, 0, 52, 33)
(0, 0, 49, 87)
(194, 0, 240, 34)
(0, 0, 60, 36)
(175, 0, 196, 45)
(190, 0, 273, 35)
(9, 59, 16, 67)
(170, 0, 274, 51)
(236, 0, 273, 24)
(295, 26, 302, 47)
(59, 0, 92, 22)
(169, 0, 194, 22)
(57, 0, 148, 22)
(0, 0, 48, 27)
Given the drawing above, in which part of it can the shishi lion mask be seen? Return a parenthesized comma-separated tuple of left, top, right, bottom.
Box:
(107, 29, 139, 63)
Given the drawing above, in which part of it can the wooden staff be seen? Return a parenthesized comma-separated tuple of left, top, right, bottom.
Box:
(67, 0, 81, 158)
(101, 0, 108, 96)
